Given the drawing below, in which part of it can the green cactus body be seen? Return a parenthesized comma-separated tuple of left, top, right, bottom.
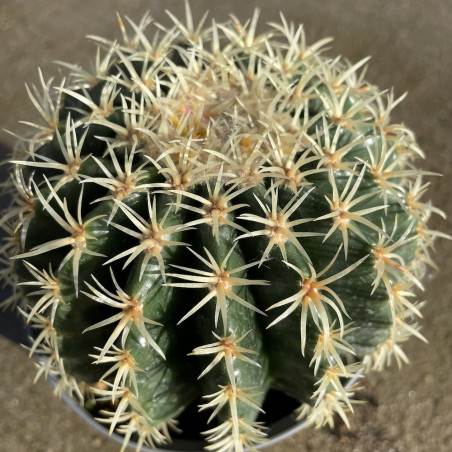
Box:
(1, 4, 449, 452)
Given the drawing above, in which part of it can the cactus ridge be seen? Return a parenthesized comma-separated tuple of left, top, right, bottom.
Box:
(1, 3, 450, 452)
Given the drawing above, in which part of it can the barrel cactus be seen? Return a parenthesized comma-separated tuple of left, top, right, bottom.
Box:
(1, 4, 449, 452)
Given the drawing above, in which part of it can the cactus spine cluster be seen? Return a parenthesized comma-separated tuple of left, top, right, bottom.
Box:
(1, 4, 449, 452)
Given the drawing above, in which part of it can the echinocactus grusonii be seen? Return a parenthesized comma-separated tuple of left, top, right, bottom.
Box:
(1, 4, 450, 452)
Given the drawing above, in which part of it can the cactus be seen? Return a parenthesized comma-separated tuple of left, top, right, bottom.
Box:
(1, 4, 449, 452)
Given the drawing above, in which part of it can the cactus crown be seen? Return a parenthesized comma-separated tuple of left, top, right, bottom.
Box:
(1, 3, 449, 452)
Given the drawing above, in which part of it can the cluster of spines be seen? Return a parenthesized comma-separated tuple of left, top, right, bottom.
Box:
(192, 333, 267, 452)
(1, 3, 449, 452)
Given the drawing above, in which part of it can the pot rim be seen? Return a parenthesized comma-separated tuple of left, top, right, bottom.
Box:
(15, 311, 364, 452)
(47, 370, 362, 452)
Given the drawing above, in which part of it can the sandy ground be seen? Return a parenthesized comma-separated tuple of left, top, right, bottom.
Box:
(0, 1, 451, 451)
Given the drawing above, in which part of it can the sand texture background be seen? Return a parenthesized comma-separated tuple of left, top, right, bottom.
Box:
(0, 1, 451, 451)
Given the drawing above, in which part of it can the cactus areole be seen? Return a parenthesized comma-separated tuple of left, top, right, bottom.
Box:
(2, 5, 448, 452)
